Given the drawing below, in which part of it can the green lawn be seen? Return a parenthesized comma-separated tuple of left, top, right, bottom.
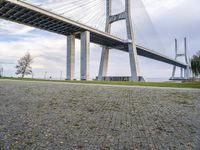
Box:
(0, 77, 200, 89)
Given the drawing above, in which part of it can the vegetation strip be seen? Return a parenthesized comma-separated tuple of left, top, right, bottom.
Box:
(0, 77, 200, 89)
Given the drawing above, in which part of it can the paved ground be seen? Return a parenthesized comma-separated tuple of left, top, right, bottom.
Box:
(0, 80, 200, 150)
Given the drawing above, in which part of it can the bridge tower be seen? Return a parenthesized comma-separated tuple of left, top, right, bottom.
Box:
(98, 0, 140, 81)
(171, 38, 191, 80)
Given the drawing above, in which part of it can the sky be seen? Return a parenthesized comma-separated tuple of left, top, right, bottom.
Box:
(0, 0, 199, 80)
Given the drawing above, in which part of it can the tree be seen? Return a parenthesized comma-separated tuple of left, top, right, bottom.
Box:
(191, 51, 200, 77)
(15, 52, 33, 78)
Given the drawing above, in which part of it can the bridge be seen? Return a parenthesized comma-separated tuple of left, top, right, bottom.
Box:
(0, 0, 191, 81)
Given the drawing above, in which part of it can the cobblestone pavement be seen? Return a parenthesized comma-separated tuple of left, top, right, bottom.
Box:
(0, 80, 200, 150)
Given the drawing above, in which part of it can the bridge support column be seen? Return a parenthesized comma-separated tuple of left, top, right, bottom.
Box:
(180, 68, 183, 78)
(98, 0, 111, 81)
(183, 38, 191, 79)
(98, 47, 109, 80)
(66, 34, 75, 80)
(81, 31, 90, 80)
(126, 0, 140, 81)
(128, 42, 140, 81)
(184, 65, 190, 79)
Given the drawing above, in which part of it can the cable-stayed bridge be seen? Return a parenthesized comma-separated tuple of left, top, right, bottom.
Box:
(0, 0, 191, 81)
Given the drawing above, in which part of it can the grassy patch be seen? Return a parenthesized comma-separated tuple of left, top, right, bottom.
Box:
(0, 77, 200, 89)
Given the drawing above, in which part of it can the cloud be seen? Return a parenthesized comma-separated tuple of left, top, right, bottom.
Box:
(142, 0, 186, 18)
(0, 34, 66, 69)
(0, 59, 15, 65)
(0, 20, 34, 35)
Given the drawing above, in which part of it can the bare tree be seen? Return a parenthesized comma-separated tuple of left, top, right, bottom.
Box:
(15, 52, 33, 78)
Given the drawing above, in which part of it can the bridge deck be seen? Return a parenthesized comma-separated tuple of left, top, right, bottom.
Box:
(0, 0, 187, 68)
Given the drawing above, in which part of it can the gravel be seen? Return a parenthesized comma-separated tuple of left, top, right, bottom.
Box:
(0, 80, 200, 150)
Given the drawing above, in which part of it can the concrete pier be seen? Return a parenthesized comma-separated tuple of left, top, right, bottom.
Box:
(127, 42, 140, 81)
(184, 65, 190, 79)
(67, 34, 75, 80)
(98, 0, 111, 81)
(125, 0, 140, 81)
(181, 68, 183, 78)
(81, 31, 90, 80)
(98, 47, 109, 80)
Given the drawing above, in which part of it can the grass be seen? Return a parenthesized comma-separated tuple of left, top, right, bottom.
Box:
(0, 77, 200, 89)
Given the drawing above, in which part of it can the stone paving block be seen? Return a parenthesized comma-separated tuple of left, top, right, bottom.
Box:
(0, 80, 200, 149)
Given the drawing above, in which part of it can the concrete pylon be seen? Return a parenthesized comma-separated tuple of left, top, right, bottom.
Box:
(81, 31, 90, 80)
(171, 39, 178, 79)
(98, 0, 111, 80)
(66, 34, 75, 80)
(184, 37, 190, 79)
(98, 0, 140, 81)
(171, 37, 190, 80)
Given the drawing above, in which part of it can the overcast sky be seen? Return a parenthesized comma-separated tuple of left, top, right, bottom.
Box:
(0, 0, 199, 80)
